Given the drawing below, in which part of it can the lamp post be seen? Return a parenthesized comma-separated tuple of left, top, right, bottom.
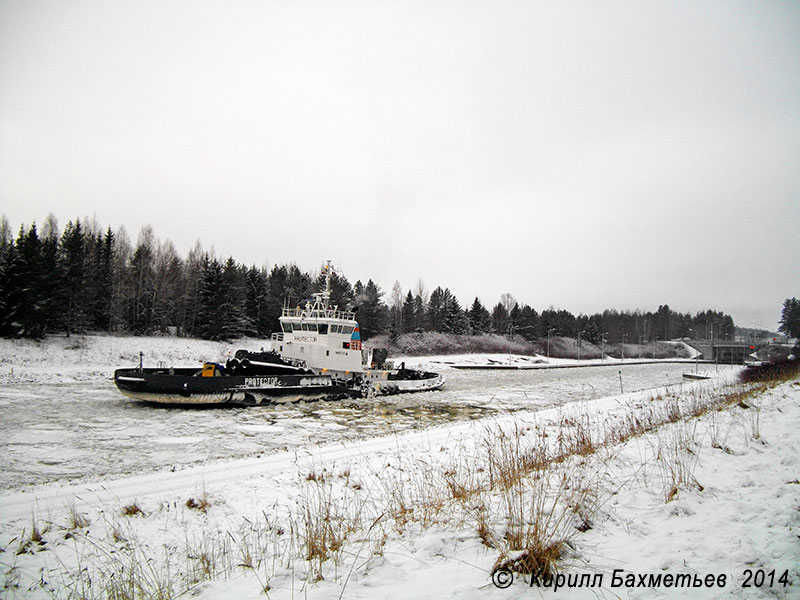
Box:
(621, 334, 628, 360)
(547, 328, 556, 361)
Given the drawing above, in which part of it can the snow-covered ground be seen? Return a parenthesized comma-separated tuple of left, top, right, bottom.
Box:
(0, 336, 797, 599)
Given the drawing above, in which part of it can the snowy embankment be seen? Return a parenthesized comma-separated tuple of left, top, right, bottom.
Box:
(403, 351, 698, 372)
(0, 335, 698, 384)
(0, 336, 797, 599)
(0, 334, 267, 384)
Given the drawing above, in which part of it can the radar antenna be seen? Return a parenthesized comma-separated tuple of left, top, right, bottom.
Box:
(316, 260, 337, 310)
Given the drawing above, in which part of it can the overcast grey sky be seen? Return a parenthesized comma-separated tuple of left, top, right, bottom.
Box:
(1, 1, 798, 330)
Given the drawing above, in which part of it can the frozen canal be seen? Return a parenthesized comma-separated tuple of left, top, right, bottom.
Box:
(0, 362, 729, 489)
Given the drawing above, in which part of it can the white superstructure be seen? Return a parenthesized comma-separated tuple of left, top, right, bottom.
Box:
(270, 261, 444, 393)
(271, 262, 368, 376)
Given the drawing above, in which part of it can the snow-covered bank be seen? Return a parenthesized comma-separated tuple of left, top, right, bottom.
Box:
(0, 335, 700, 385)
(401, 352, 699, 372)
(1, 372, 797, 598)
(0, 335, 265, 384)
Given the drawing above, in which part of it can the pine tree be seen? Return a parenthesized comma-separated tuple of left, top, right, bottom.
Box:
(244, 265, 270, 336)
(426, 287, 446, 332)
(264, 264, 314, 334)
(654, 304, 672, 341)
(95, 228, 115, 331)
(218, 257, 251, 339)
(401, 291, 416, 334)
(441, 288, 465, 333)
(779, 297, 800, 339)
(583, 318, 600, 345)
(412, 294, 425, 333)
(264, 264, 289, 334)
(538, 307, 577, 338)
(150, 240, 185, 333)
(109, 227, 133, 333)
(80, 228, 116, 331)
(353, 279, 388, 339)
(284, 264, 312, 307)
(126, 227, 155, 334)
(491, 302, 509, 335)
(468, 297, 492, 334)
(180, 241, 205, 336)
(16, 224, 49, 337)
(60, 220, 89, 336)
(516, 305, 539, 341)
(0, 239, 24, 336)
(509, 303, 521, 337)
(196, 256, 224, 340)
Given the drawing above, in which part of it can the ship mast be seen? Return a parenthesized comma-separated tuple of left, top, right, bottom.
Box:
(323, 260, 332, 308)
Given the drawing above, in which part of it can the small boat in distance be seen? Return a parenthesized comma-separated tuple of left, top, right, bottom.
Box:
(682, 371, 712, 380)
(114, 261, 444, 405)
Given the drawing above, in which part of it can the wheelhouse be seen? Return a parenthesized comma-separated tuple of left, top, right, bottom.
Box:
(270, 263, 365, 374)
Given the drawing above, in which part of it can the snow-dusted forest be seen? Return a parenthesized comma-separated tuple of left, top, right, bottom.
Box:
(0, 216, 737, 347)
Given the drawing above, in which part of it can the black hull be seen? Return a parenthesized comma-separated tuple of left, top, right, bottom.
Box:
(113, 349, 444, 406)
(114, 368, 357, 406)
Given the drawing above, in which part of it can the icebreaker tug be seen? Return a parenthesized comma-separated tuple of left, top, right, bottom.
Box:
(113, 261, 443, 406)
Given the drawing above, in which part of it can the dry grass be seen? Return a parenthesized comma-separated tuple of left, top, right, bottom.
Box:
(652, 421, 703, 502)
(296, 477, 365, 581)
(69, 510, 89, 531)
(15, 514, 48, 556)
(186, 491, 212, 513)
(492, 466, 595, 579)
(121, 501, 144, 517)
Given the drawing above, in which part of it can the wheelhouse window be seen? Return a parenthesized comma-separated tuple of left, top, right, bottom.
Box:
(307, 323, 318, 332)
(342, 326, 354, 335)
(318, 324, 328, 335)
(281, 322, 293, 333)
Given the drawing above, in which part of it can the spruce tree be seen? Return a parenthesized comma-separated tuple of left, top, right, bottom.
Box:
(401, 291, 416, 334)
(16, 224, 48, 337)
(491, 302, 509, 335)
(0, 239, 24, 336)
(353, 279, 388, 340)
(126, 229, 155, 334)
(779, 298, 800, 339)
(441, 288, 465, 333)
(218, 257, 251, 339)
(468, 297, 492, 334)
(426, 287, 446, 332)
(244, 265, 270, 336)
(196, 257, 224, 340)
(61, 220, 90, 336)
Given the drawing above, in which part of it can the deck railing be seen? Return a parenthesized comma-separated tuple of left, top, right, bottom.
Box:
(281, 306, 357, 321)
